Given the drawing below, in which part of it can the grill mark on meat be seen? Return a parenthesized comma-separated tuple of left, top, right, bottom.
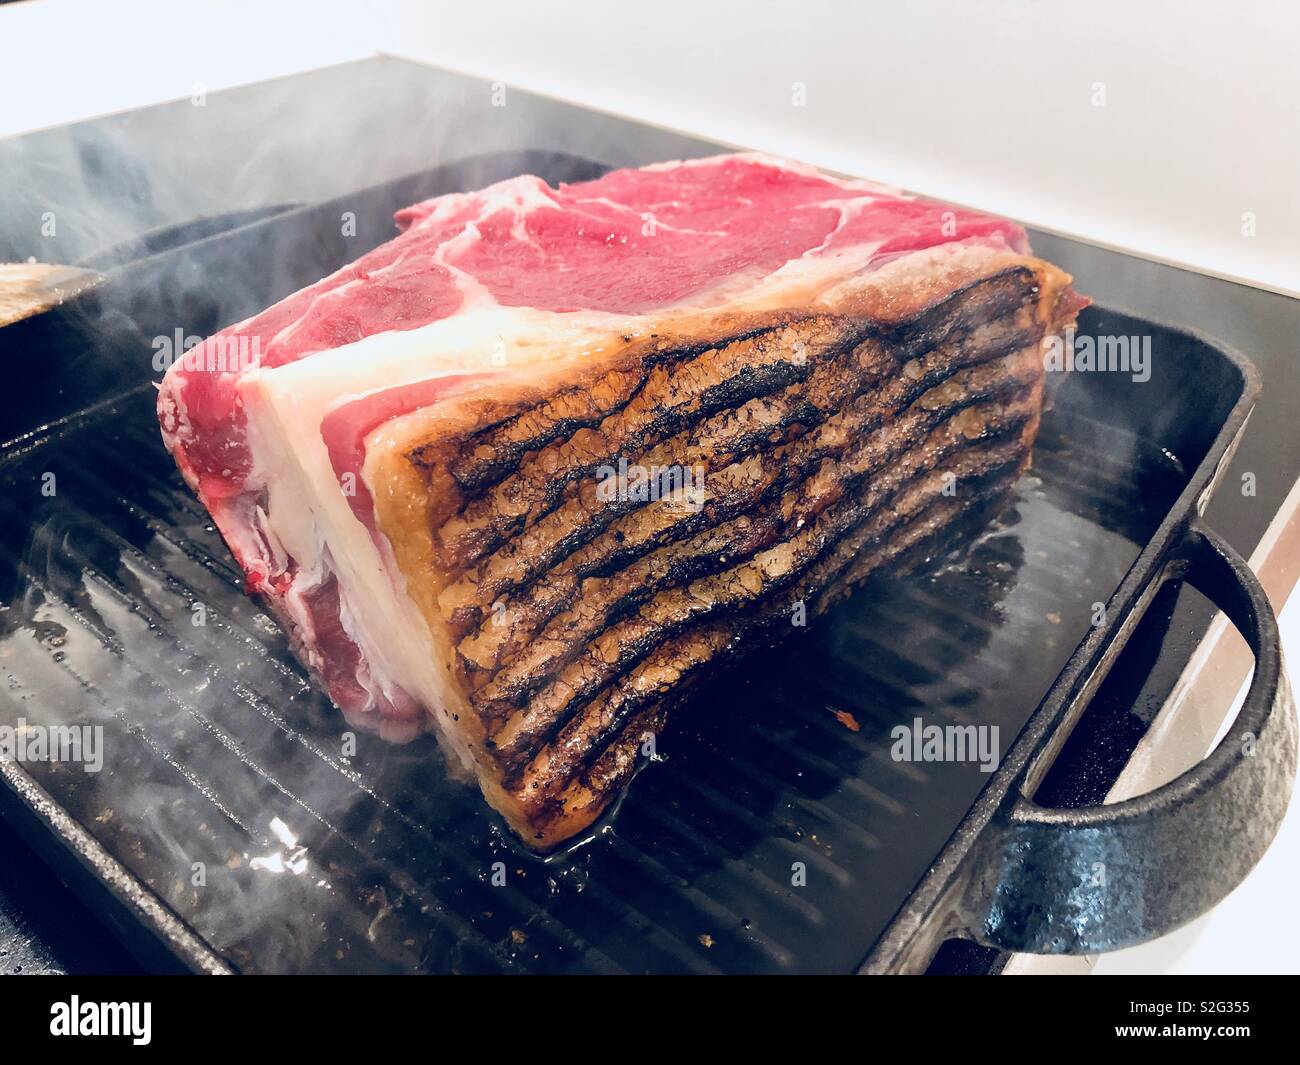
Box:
(437, 328, 866, 630)
(441, 328, 771, 494)
(431, 318, 860, 569)
(456, 341, 1044, 677)
(888, 266, 1036, 359)
(511, 458, 1026, 831)
(442, 367, 646, 491)
(437, 302, 1043, 634)
(483, 399, 1038, 773)
(428, 268, 1037, 574)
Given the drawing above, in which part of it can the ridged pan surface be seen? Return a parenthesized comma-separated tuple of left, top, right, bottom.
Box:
(0, 367, 1183, 973)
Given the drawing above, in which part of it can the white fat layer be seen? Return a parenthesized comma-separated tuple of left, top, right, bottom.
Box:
(239, 305, 637, 769)
(241, 360, 465, 765)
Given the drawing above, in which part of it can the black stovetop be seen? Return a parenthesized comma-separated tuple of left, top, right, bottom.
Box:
(1, 56, 1296, 975)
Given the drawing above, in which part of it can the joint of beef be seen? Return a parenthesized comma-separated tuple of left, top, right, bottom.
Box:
(158, 153, 1087, 849)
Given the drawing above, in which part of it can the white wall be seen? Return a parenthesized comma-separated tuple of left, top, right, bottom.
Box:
(382, 0, 1300, 295)
(1, 0, 1297, 293)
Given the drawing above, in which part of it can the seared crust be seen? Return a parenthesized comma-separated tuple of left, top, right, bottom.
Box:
(366, 250, 1083, 849)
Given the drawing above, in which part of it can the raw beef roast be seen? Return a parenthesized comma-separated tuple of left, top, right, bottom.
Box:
(158, 153, 1086, 849)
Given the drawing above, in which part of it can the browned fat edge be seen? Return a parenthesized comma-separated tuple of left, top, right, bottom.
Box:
(367, 256, 1083, 850)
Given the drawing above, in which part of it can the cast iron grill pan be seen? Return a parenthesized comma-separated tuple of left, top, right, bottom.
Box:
(0, 152, 1292, 974)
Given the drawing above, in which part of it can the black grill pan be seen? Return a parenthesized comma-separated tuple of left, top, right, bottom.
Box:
(0, 152, 1293, 974)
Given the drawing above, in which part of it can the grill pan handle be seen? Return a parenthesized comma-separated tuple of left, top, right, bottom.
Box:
(963, 522, 1297, 955)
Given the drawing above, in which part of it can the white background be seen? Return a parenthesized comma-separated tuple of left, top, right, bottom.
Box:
(1, 0, 1297, 974)
(3, 0, 1298, 295)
